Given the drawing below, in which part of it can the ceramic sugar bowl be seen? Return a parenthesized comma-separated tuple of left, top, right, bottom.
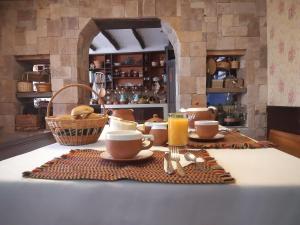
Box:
(149, 123, 168, 146)
(181, 106, 217, 129)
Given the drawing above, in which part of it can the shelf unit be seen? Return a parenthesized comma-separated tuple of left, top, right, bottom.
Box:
(89, 51, 166, 89)
(206, 50, 247, 127)
(14, 55, 52, 130)
(16, 92, 52, 98)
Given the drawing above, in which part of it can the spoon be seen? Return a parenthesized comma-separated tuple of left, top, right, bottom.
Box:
(184, 152, 197, 169)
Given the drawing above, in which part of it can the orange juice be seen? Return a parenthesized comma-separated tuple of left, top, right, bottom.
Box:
(168, 114, 188, 146)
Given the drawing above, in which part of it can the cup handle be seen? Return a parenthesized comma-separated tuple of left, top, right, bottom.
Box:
(141, 134, 154, 150)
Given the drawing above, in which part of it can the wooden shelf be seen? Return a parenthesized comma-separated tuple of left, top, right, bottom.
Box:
(16, 92, 52, 98)
(207, 50, 246, 56)
(113, 77, 143, 80)
(15, 54, 50, 64)
(206, 88, 247, 93)
(113, 64, 143, 67)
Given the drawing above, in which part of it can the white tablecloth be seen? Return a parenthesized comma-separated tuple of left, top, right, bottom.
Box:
(1, 128, 300, 225)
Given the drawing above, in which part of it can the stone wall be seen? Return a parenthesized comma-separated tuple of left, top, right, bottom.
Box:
(0, 0, 267, 139)
(267, 0, 300, 106)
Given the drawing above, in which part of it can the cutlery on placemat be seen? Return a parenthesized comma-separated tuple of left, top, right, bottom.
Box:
(170, 146, 186, 177)
(164, 152, 175, 175)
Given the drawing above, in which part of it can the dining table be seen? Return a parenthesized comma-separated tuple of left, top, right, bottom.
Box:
(0, 126, 300, 225)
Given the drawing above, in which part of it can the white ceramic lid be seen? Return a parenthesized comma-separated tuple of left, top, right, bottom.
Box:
(180, 108, 209, 112)
(194, 120, 219, 126)
(145, 121, 167, 127)
(106, 130, 142, 141)
(151, 123, 168, 129)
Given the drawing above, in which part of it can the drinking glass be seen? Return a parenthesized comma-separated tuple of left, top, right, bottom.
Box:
(168, 113, 188, 146)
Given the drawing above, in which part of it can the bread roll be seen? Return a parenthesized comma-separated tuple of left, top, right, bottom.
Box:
(71, 105, 94, 119)
(86, 113, 101, 119)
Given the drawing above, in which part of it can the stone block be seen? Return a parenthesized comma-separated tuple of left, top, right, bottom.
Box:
(258, 84, 267, 103)
(180, 43, 190, 57)
(216, 3, 232, 14)
(125, 0, 138, 17)
(37, 8, 50, 18)
(181, 2, 204, 20)
(247, 19, 260, 37)
(206, 22, 217, 33)
(204, 1, 217, 17)
(79, 0, 93, 7)
(179, 57, 191, 76)
(51, 78, 64, 92)
(14, 28, 26, 46)
(216, 37, 235, 50)
(233, 2, 256, 14)
(142, 0, 155, 16)
(179, 94, 192, 108)
(0, 103, 19, 115)
(112, 5, 125, 17)
(190, 56, 206, 76)
(181, 19, 202, 31)
(189, 42, 206, 57)
(36, 18, 48, 37)
(222, 26, 248, 37)
(25, 30, 37, 45)
(62, 17, 79, 30)
(17, 9, 36, 21)
(37, 37, 50, 54)
(49, 37, 60, 54)
(196, 76, 206, 94)
(156, 0, 176, 17)
(49, 3, 62, 19)
(204, 16, 217, 23)
(191, 94, 206, 107)
(206, 33, 217, 49)
(234, 37, 248, 49)
(191, 1, 205, 9)
(47, 19, 63, 37)
(0, 115, 15, 133)
(221, 15, 233, 27)
(178, 31, 203, 43)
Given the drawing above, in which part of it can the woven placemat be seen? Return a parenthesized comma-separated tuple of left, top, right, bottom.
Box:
(188, 131, 274, 149)
(23, 149, 235, 184)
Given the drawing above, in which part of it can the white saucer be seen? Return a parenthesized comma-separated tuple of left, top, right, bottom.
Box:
(100, 150, 153, 162)
(189, 132, 225, 141)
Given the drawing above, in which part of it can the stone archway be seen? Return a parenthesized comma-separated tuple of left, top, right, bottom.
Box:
(76, 18, 182, 109)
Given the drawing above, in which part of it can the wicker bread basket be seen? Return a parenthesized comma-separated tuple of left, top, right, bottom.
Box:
(45, 84, 108, 146)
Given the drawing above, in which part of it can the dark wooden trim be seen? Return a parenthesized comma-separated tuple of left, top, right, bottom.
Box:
(0, 132, 55, 161)
(207, 50, 246, 56)
(132, 29, 145, 49)
(90, 44, 97, 51)
(15, 54, 50, 64)
(93, 18, 161, 30)
(16, 92, 52, 98)
(267, 106, 300, 137)
(101, 30, 120, 50)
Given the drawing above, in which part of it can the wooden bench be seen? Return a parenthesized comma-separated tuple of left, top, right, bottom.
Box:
(269, 129, 300, 158)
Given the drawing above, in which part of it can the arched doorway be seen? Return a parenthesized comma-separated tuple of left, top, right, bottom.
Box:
(77, 18, 180, 113)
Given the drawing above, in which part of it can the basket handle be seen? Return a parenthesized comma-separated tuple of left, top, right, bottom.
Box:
(46, 83, 106, 117)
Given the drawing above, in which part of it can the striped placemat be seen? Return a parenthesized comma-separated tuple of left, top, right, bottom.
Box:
(23, 149, 235, 184)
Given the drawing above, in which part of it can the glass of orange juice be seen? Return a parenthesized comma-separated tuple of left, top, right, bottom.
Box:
(168, 113, 188, 146)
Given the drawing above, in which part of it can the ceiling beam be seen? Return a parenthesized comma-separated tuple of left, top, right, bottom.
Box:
(90, 44, 97, 51)
(94, 18, 161, 30)
(132, 29, 145, 49)
(101, 30, 120, 50)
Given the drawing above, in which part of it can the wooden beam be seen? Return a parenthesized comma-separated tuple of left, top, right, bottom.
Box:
(207, 49, 246, 56)
(90, 44, 97, 51)
(94, 18, 161, 30)
(132, 29, 145, 49)
(101, 30, 120, 50)
(15, 54, 50, 64)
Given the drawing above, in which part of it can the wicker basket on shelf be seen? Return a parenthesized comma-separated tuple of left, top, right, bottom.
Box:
(17, 73, 33, 92)
(45, 84, 108, 146)
(35, 82, 51, 92)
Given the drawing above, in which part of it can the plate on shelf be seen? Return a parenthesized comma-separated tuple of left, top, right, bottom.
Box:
(100, 150, 153, 162)
(189, 132, 225, 141)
